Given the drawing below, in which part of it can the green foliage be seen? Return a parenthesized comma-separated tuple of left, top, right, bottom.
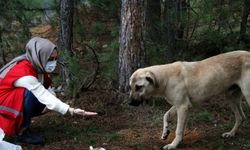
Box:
(21, 0, 44, 7)
(81, 0, 120, 18)
(91, 21, 106, 36)
(58, 42, 100, 97)
(0, 0, 59, 64)
(188, 0, 246, 52)
(145, 38, 167, 65)
(0, 0, 30, 64)
(99, 26, 119, 82)
(72, 1, 121, 86)
(144, 0, 250, 63)
(100, 39, 119, 81)
(74, 22, 86, 36)
(243, 143, 250, 150)
(59, 49, 86, 96)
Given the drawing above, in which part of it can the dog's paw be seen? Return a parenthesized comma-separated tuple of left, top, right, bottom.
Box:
(222, 132, 235, 138)
(161, 130, 170, 140)
(161, 144, 176, 150)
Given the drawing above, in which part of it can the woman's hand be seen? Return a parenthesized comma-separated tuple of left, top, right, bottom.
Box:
(68, 107, 98, 116)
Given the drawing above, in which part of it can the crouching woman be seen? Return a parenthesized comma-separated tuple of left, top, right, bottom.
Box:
(0, 37, 97, 145)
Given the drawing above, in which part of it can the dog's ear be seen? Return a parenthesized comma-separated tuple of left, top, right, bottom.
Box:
(145, 71, 159, 88)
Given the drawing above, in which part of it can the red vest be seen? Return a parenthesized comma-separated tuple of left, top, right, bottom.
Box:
(0, 60, 51, 136)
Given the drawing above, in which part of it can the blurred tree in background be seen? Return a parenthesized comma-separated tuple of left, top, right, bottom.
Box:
(146, 0, 250, 63)
(0, 0, 31, 65)
(118, 0, 146, 92)
(239, 0, 250, 43)
(0, 0, 58, 65)
(59, 0, 73, 54)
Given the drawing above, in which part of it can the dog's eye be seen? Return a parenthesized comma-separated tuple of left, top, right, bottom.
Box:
(135, 85, 143, 91)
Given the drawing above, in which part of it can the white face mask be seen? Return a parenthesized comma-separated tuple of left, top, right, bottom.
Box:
(45, 60, 57, 73)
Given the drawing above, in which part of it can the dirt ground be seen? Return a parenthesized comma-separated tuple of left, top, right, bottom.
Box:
(12, 87, 250, 150)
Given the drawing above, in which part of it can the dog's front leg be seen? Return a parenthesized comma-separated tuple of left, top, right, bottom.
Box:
(162, 105, 189, 150)
(161, 106, 176, 140)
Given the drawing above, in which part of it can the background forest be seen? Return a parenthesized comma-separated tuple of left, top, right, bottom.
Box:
(1, 0, 250, 150)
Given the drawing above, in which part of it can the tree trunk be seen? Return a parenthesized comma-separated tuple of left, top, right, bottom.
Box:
(119, 0, 146, 93)
(147, 0, 161, 25)
(239, 0, 250, 43)
(58, 0, 74, 94)
(59, 0, 74, 53)
(163, 0, 187, 62)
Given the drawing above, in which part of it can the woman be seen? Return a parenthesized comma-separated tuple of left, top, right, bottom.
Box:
(0, 37, 97, 145)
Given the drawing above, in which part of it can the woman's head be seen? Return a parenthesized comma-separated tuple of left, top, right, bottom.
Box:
(25, 37, 57, 73)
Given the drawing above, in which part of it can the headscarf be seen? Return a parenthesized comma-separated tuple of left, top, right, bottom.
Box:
(0, 37, 56, 82)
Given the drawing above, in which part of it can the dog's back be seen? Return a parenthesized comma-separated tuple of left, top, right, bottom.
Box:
(181, 50, 250, 102)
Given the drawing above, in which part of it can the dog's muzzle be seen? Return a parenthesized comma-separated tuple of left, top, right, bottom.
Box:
(128, 96, 143, 106)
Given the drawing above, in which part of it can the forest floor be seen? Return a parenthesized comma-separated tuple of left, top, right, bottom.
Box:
(15, 87, 250, 150)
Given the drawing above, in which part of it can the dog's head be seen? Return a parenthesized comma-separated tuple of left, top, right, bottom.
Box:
(128, 69, 159, 106)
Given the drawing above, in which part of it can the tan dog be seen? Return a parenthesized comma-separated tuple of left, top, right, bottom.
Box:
(128, 50, 250, 149)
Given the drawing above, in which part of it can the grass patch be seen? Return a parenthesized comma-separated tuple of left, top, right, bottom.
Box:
(151, 109, 166, 126)
(65, 124, 121, 145)
(37, 119, 120, 146)
(66, 125, 102, 145)
(104, 132, 120, 142)
(190, 110, 213, 123)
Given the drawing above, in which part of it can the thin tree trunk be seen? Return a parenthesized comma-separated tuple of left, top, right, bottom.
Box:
(239, 0, 250, 42)
(164, 0, 186, 62)
(58, 0, 74, 97)
(59, 0, 74, 53)
(119, 0, 146, 92)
